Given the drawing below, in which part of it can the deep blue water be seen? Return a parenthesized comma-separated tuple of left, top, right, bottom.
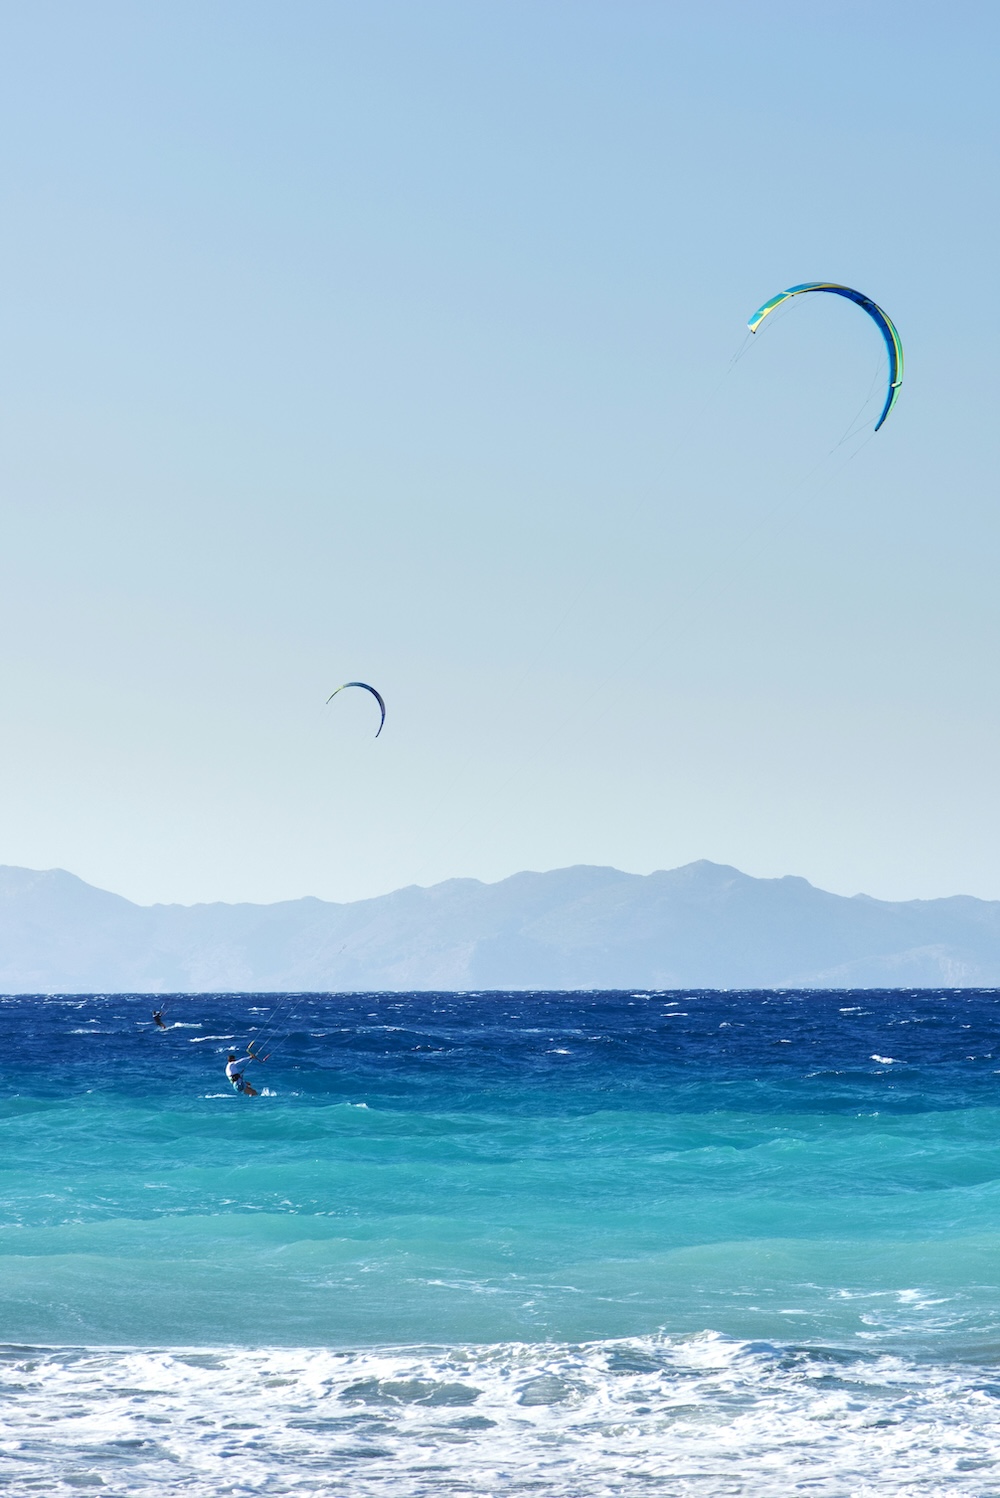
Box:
(4, 988, 1000, 1495)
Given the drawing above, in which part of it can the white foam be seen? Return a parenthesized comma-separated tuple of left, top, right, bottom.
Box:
(0, 1334, 998, 1496)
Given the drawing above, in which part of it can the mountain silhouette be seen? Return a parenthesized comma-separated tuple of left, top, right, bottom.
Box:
(1, 860, 999, 992)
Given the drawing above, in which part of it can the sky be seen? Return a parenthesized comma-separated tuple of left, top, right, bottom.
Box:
(0, 0, 997, 908)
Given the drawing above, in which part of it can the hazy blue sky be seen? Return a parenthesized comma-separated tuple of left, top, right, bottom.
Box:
(0, 1, 997, 906)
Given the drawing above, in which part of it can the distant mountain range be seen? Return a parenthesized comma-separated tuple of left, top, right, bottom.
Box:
(1, 860, 1000, 992)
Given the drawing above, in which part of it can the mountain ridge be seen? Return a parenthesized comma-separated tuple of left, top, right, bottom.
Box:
(0, 859, 999, 992)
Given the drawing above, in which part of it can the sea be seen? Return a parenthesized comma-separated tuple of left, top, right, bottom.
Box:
(3, 988, 1000, 1496)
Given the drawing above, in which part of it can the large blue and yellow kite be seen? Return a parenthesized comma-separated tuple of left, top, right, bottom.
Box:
(748, 283, 903, 431)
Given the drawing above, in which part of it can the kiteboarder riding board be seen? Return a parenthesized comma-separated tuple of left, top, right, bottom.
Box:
(226, 1053, 259, 1097)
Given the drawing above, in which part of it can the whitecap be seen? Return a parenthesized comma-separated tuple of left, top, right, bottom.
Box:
(3, 1335, 996, 1496)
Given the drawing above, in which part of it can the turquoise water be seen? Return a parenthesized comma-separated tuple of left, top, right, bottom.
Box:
(3, 988, 1000, 1494)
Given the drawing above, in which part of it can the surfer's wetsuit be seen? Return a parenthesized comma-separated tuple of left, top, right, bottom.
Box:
(226, 1056, 254, 1093)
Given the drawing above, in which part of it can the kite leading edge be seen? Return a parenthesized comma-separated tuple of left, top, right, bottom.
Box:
(747, 283, 903, 431)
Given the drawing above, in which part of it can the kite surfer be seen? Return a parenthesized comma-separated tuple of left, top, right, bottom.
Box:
(152, 1009, 167, 1029)
(226, 1051, 260, 1097)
